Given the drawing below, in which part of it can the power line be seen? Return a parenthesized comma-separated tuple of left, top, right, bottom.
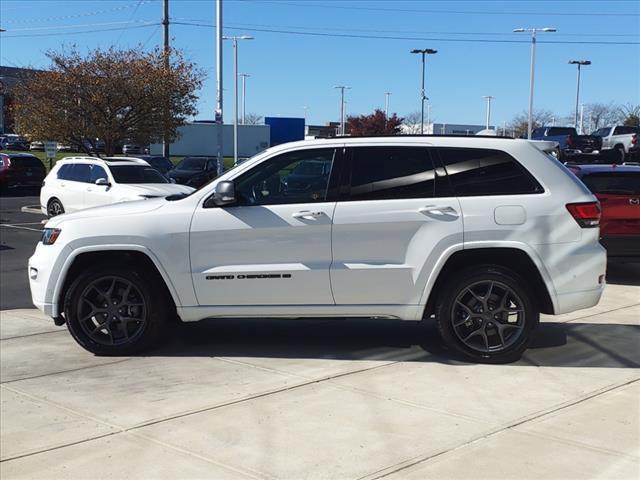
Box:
(2, 23, 158, 38)
(247, 0, 640, 17)
(7, 20, 154, 32)
(2, 1, 151, 24)
(171, 21, 640, 45)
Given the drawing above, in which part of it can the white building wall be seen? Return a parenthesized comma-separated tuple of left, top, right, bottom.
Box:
(151, 123, 270, 157)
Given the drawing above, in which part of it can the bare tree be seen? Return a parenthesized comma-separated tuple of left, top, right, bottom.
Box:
(509, 109, 555, 138)
(617, 103, 640, 127)
(585, 102, 621, 130)
(401, 111, 424, 134)
(243, 113, 263, 125)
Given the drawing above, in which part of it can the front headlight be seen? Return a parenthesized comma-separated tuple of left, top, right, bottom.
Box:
(41, 228, 61, 245)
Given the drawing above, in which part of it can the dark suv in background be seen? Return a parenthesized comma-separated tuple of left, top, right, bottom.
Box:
(0, 153, 46, 193)
(166, 156, 219, 188)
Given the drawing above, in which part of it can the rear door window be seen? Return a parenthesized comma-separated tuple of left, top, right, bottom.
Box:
(346, 146, 439, 200)
(613, 126, 639, 135)
(68, 164, 91, 183)
(437, 148, 543, 196)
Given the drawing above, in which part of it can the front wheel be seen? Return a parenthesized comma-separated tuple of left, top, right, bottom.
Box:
(64, 264, 167, 355)
(435, 265, 538, 363)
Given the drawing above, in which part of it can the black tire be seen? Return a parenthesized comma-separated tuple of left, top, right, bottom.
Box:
(615, 145, 625, 164)
(435, 265, 538, 363)
(64, 264, 168, 355)
(47, 198, 65, 217)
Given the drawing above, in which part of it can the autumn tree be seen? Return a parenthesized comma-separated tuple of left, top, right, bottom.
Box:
(346, 109, 403, 136)
(12, 47, 203, 156)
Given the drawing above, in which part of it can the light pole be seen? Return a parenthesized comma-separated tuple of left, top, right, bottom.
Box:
(569, 59, 591, 132)
(215, 0, 224, 175)
(410, 48, 437, 134)
(334, 86, 351, 135)
(239, 73, 250, 125)
(482, 96, 494, 130)
(580, 103, 585, 134)
(513, 27, 556, 139)
(427, 103, 432, 132)
(223, 35, 253, 166)
(303, 106, 309, 123)
(384, 92, 391, 118)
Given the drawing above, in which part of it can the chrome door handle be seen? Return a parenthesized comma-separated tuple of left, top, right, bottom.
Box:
(419, 205, 458, 215)
(292, 210, 323, 219)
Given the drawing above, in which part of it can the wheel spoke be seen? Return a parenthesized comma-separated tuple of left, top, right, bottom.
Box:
(118, 284, 133, 306)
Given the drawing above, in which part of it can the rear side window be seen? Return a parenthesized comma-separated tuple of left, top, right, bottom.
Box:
(57, 164, 71, 179)
(613, 126, 639, 135)
(67, 164, 91, 182)
(9, 156, 44, 168)
(592, 127, 611, 137)
(547, 127, 576, 136)
(347, 146, 438, 200)
(581, 173, 640, 195)
(437, 148, 543, 196)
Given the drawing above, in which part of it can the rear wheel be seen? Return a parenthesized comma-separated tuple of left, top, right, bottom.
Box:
(435, 265, 538, 363)
(47, 198, 65, 217)
(615, 145, 625, 164)
(64, 264, 167, 355)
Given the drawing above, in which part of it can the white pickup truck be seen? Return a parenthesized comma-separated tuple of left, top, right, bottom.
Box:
(592, 125, 639, 161)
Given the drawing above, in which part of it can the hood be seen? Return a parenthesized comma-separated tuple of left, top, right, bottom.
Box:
(45, 197, 167, 228)
(118, 183, 195, 196)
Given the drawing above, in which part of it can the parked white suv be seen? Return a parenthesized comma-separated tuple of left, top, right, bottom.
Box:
(29, 137, 606, 362)
(40, 156, 194, 216)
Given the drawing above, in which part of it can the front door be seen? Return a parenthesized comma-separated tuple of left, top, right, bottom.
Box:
(331, 145, 463, 306)
(190, 147, 340, 306)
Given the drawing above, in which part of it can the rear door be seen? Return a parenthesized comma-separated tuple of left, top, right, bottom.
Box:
(330, 145, 463, 306)
(63, 163, 91, 212)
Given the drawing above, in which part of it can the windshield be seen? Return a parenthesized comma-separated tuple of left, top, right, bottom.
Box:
(592, 128, 610, 137)
(547, 127, 576, 136)
(109, 165, 168, 184)
(581, 173, 640, 195)
(175, 158, 207, 171)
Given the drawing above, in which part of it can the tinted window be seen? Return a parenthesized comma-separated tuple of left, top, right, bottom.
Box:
(438, 148, 543, 196)
(57, 164, 71, 179)
(613, 126, 639, 135)
(9, 155, 44, 168)
(348, 147, 437, 200)
(235, 148, 335, 206)
(109, 166, 168, 184)
(89, 165, 108, 183)
(592, 127, 611, 137)
(68, 164, 91, 182)
(547, 127, 576, 136)
(176, 157, 214, 171)
(581, 173, 640, 195)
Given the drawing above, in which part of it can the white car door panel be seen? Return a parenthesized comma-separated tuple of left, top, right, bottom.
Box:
(189, 147, 340, 306)
(330, 145, 464, 306)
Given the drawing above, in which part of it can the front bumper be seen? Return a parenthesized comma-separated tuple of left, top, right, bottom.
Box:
(28, 241, 72, 318)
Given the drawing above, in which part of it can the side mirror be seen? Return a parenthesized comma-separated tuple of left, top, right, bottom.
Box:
(211, 181, 236, 207)
(95, 177, 110, 186)
(169, 177, 176, 184)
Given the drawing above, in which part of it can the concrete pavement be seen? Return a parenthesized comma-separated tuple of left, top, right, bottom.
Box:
(1, 280, 639, 479)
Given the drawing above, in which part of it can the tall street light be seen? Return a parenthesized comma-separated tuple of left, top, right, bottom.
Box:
(334, 86, 351, 135)
(483, 96, 494, 130)
(223, 35, 253, 166)
(384, 92, 391, 118)
(239, 73, 250, 125)
(513, 27, 556, 139)
(215, 0, 224, 175)
(410, 48, 437, 134)
(569, 59, 591, 132)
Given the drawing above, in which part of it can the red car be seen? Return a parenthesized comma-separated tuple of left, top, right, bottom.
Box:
(569, 164, 640, 262)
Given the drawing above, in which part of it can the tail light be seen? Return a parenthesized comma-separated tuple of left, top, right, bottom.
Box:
(566, 202, 600, 228)
(632, 134, 637, 146)
(0, 155, 10, 171)
(566, 135, 573, 148)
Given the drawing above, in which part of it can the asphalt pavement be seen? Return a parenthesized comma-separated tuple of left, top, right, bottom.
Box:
(0, 194, 45, 310)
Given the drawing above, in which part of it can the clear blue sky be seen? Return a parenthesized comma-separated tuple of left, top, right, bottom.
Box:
(1, 0, 639, 126)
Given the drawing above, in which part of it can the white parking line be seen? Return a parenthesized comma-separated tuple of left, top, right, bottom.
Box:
(0, 224, 43, 232)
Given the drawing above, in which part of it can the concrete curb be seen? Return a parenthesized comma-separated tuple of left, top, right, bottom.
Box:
(20, 206, 43, 215)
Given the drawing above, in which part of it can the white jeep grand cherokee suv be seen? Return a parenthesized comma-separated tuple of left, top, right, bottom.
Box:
(29, 136, 606, 362)
(40, 156, 194, 217)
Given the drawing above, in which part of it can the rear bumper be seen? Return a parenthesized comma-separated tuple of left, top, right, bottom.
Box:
(601, 236, 640, 260)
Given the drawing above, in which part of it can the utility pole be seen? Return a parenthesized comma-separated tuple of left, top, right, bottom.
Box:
(239, 73, 250, 124)
(334, 86, 350, 135)
(410, 48, 437, 134)
(384, 92, 391, 118)
(223, 35, 253, 166)
(580, 104, 585, 135)
(427, 103, 431, 132)
(162, 0, 170, 159)
(513, 27, 556, 139)
(215, 0, 224, 175)
(483, 95, 494, 130)
(569, 60, 591, 131)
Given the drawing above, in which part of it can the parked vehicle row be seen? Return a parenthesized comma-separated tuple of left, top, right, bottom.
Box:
(531, 126, 602, 161)
(29, 136, 607, 363)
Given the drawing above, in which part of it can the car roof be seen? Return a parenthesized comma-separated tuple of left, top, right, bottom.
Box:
(567, 164, 640, 175)
(0, 153, 40, 159)
(57, 156, 150, 167)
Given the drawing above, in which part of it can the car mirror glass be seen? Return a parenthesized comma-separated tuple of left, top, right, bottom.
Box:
(95, 177, 109, 186)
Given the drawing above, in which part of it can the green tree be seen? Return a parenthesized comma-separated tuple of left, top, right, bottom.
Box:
(12, 47, 204, 156)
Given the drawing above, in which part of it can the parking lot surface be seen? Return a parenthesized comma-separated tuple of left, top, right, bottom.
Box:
(1, 273, 639, 479)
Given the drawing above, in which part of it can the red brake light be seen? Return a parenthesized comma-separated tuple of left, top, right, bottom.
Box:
(632, 134, 637, 146)
(566, 202, 601, 228)
(566, 135, 573, 147)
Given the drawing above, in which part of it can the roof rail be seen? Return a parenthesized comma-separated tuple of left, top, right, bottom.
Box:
(331, 134, 515, 140)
